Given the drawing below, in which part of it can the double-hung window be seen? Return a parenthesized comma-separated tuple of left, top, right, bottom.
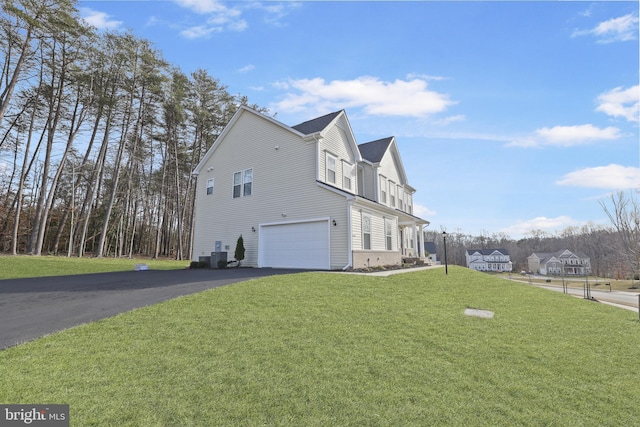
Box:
(385, 218, 393, 250)
(206, 178, 214, 195)
(326, 154, 337, 184)
(233, 168, 253, 198)
(342, 161, 355, 191)
(379, 176, 387, 204)
(362, 214, 371, 250)
(389, 181, 396, 207)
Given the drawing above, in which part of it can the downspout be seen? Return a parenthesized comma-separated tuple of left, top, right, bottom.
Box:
(342, 197, 354, 270)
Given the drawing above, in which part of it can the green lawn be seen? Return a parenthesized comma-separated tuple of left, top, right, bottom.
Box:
(0, 255, 188, 279)
(0, 266, 638, 426)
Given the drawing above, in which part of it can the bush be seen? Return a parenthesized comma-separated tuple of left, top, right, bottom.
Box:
(190, 261, 200, 269)
(234, 235, 245, 263)
(217, 260, 227, 269)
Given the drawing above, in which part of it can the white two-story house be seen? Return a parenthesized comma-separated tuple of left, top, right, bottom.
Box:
(191, 107, 429, 270)
(527, 250, 591, 276)
(465, 249, 513, 272)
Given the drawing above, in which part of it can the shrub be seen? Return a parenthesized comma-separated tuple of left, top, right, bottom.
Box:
(234, 235, 245, 264)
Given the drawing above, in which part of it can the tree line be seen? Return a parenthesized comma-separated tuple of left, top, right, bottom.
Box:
(0, 0, 264, 259)
(425, 191, 640, 281)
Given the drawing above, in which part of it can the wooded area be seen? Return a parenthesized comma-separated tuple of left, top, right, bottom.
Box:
(0, 0, 263, 259)
(1, 1, 638, 277)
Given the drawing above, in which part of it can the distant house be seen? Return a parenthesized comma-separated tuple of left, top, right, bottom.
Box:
(465, 249, 513, 272)
(190, 107, 429, 270)
(424, 241, 438, 264)
(527, 250, 591, 276)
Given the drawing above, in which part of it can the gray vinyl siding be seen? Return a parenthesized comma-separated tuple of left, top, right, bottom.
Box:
(192, 109, 350, 269)
(350, 203, 398, 252)
(319, 120, 357, 193)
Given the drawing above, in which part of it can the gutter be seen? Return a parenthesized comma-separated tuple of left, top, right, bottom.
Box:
(342, 198, 354, 270)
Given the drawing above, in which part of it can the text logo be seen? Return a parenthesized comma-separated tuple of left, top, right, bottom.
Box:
(0, 405, 68, 427)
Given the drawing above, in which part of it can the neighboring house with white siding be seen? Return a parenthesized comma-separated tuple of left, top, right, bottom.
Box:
(527, 250, 591, 276)
(191, 107, 429, 270)
(465, 249, 513, 272)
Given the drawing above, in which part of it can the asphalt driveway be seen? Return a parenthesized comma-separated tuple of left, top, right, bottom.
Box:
(0, 268, 303, 350)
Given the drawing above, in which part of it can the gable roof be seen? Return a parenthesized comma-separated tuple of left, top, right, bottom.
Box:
(358, 137, 393, 163)
(532, 249, 589, 264)
(291, 110, 342, 135)
(467, 249, 510, 256)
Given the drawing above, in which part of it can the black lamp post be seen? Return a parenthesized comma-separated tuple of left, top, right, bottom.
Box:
(442, 231, 448, 275)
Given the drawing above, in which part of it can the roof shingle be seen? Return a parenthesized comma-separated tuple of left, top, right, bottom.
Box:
(358, 137, 393, 163)
(291, 110, 342, 135)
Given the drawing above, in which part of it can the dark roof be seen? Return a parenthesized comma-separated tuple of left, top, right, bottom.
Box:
(291, 110, 342, 135)
(424, 242, 437, 254)
(358, 137, 393, 163)
(467, 248, 510, 256)
(533, 249, 589, 262)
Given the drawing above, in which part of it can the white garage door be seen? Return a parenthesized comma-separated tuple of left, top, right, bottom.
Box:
(259, 220, 330, 269)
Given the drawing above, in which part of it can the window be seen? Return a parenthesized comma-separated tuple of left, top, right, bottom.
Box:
(362, 214, 371, 250)
(233, 168, 252, 198)
(206, 178, 214, 195)
(389, 182, 396, 207)
(243, 168, 253, 196)
(343, 161, 355, 191)
(379, 176, 387, 204)
(385, 218, 393, 250)
(233, 172, 241, 198)
(326, 154, 336, 184)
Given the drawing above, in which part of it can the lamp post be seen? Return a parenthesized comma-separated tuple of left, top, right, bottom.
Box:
(442, 231, 448, 275)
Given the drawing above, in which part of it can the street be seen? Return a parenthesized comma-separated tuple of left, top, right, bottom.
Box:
(510, 278, 639, 313)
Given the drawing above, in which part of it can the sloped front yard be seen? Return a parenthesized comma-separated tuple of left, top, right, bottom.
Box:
(0, 267, 638, 426)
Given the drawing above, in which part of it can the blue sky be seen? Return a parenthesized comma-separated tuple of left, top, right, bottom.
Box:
(79, 0, 639, 238)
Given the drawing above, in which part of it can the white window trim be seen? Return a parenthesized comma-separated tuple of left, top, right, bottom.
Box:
(362, 213, 371, 250)
(379, 175, 387, 205)
(206, 178, 214, 195)
(389, 181, 396, 208)
(326, 153, 337, 185)
(342, 160, 355, 191)
(384, 218, 393, 251)
(233, 168, 253, 198)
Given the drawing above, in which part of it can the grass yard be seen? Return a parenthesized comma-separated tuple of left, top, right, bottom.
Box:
(0, 255, 188, 279)
(0, 266, 638, 426)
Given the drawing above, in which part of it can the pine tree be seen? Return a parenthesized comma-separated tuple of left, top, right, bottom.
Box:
(234, 235, 245, 265)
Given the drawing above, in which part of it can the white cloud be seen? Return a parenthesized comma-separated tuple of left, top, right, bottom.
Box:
(508, 124, 621, 147)
(596, 85, 640, 123)
(80, 8, 123, 30)
(433, 115, 466, 126)
(174, 0, 246, 38)
(556, 164, 640, 190)
(572, 13, 639, 43)
(414, 203, 437, 219)
(181, 25, 220, 39)
(272, 76, 456, 117)
(238, 64, 255, 74)
(501, 216, 580, 236)
(247, 1, 302, 26)
(173, 0, 227, 14)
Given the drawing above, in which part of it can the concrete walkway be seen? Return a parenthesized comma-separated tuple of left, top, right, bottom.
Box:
(335, 264, 444, 277)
